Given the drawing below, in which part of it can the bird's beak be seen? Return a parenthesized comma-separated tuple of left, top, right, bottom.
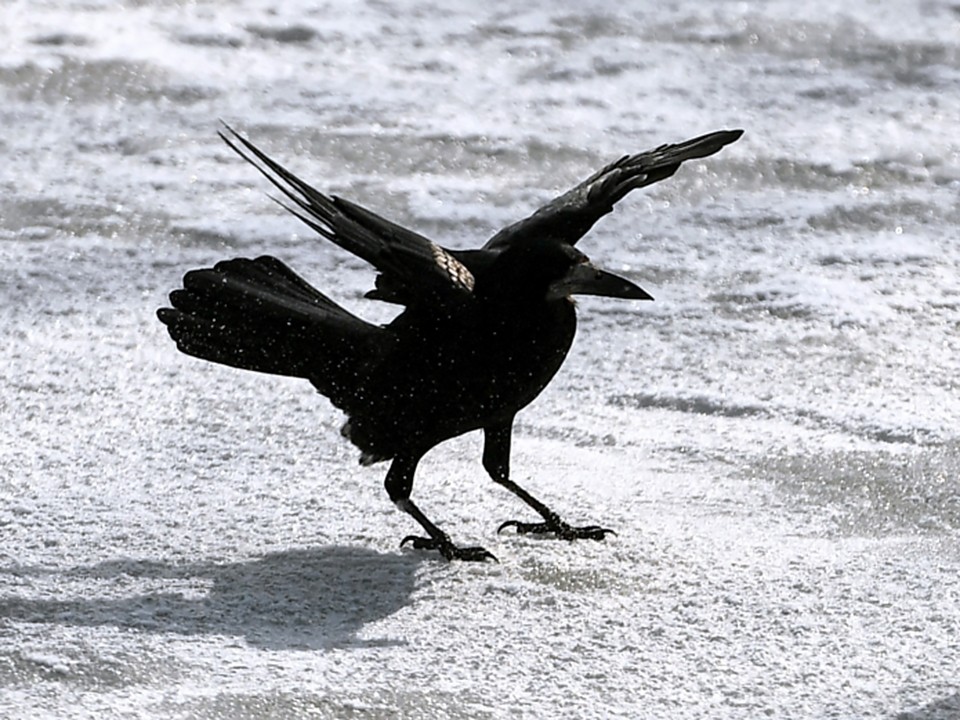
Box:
(547, 262, 653, 301)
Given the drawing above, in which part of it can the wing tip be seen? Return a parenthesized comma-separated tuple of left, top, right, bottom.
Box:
(720, 128, 745, 145)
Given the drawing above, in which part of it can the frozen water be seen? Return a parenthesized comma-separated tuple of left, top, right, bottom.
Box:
(2, 0, 959, 718)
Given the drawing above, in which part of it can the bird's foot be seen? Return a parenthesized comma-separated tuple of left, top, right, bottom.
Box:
(400, 534, 498, 562)
(497, 516, 616, 541)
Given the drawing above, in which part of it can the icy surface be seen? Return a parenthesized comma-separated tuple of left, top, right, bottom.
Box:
(2, 0, 960, 718)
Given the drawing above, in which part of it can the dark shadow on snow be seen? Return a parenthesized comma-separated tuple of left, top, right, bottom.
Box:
(0, 545, 420, 650)
(893, 693, 960, 720)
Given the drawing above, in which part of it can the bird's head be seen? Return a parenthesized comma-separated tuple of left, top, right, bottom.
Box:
(545, 247, 653, 302)
(491, 237, 651, 303)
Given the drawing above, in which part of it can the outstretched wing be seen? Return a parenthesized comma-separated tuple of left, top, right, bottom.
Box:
(484, 129, 743, 250)
(220, 124, 475, 306)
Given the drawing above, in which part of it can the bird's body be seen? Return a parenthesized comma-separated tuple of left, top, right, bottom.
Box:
(159, 126, 742, 560)
(345, 285, 575, 463)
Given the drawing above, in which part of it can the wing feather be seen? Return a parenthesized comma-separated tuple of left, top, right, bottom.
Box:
(219, 124, 475, 304)
(484, 129, 743, 250)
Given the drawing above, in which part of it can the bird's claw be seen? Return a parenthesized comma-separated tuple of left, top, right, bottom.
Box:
(497, 519, 616, 541)
(400, 534, 498, 562)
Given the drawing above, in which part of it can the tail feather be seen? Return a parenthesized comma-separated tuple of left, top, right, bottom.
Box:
(206, 255, 336, 309)
(158, 256, 381, 406)
(179, 261, 358, 331)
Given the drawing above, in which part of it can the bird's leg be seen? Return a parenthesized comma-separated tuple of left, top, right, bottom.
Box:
(385, 453, 497, 562)
(483, 423, 616, 541)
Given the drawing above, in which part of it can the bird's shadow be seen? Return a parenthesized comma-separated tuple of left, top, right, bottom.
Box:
(893, 693, 960, 720)
(0, 545, 420, 650)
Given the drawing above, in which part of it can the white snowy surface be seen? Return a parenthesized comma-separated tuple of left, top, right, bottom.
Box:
(2, 1, 960, 718)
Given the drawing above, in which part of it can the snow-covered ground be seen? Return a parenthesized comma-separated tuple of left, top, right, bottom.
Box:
(2, 1, 959, 717)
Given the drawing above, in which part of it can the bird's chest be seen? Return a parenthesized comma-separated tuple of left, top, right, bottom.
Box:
(405, 300, 576, 412)
(475, 303, 573, 377)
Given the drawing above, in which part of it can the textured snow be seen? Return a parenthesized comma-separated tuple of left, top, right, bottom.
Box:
(2, 0, 960, 718)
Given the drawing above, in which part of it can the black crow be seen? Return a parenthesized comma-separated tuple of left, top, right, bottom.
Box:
(158, 125, 743, 560)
